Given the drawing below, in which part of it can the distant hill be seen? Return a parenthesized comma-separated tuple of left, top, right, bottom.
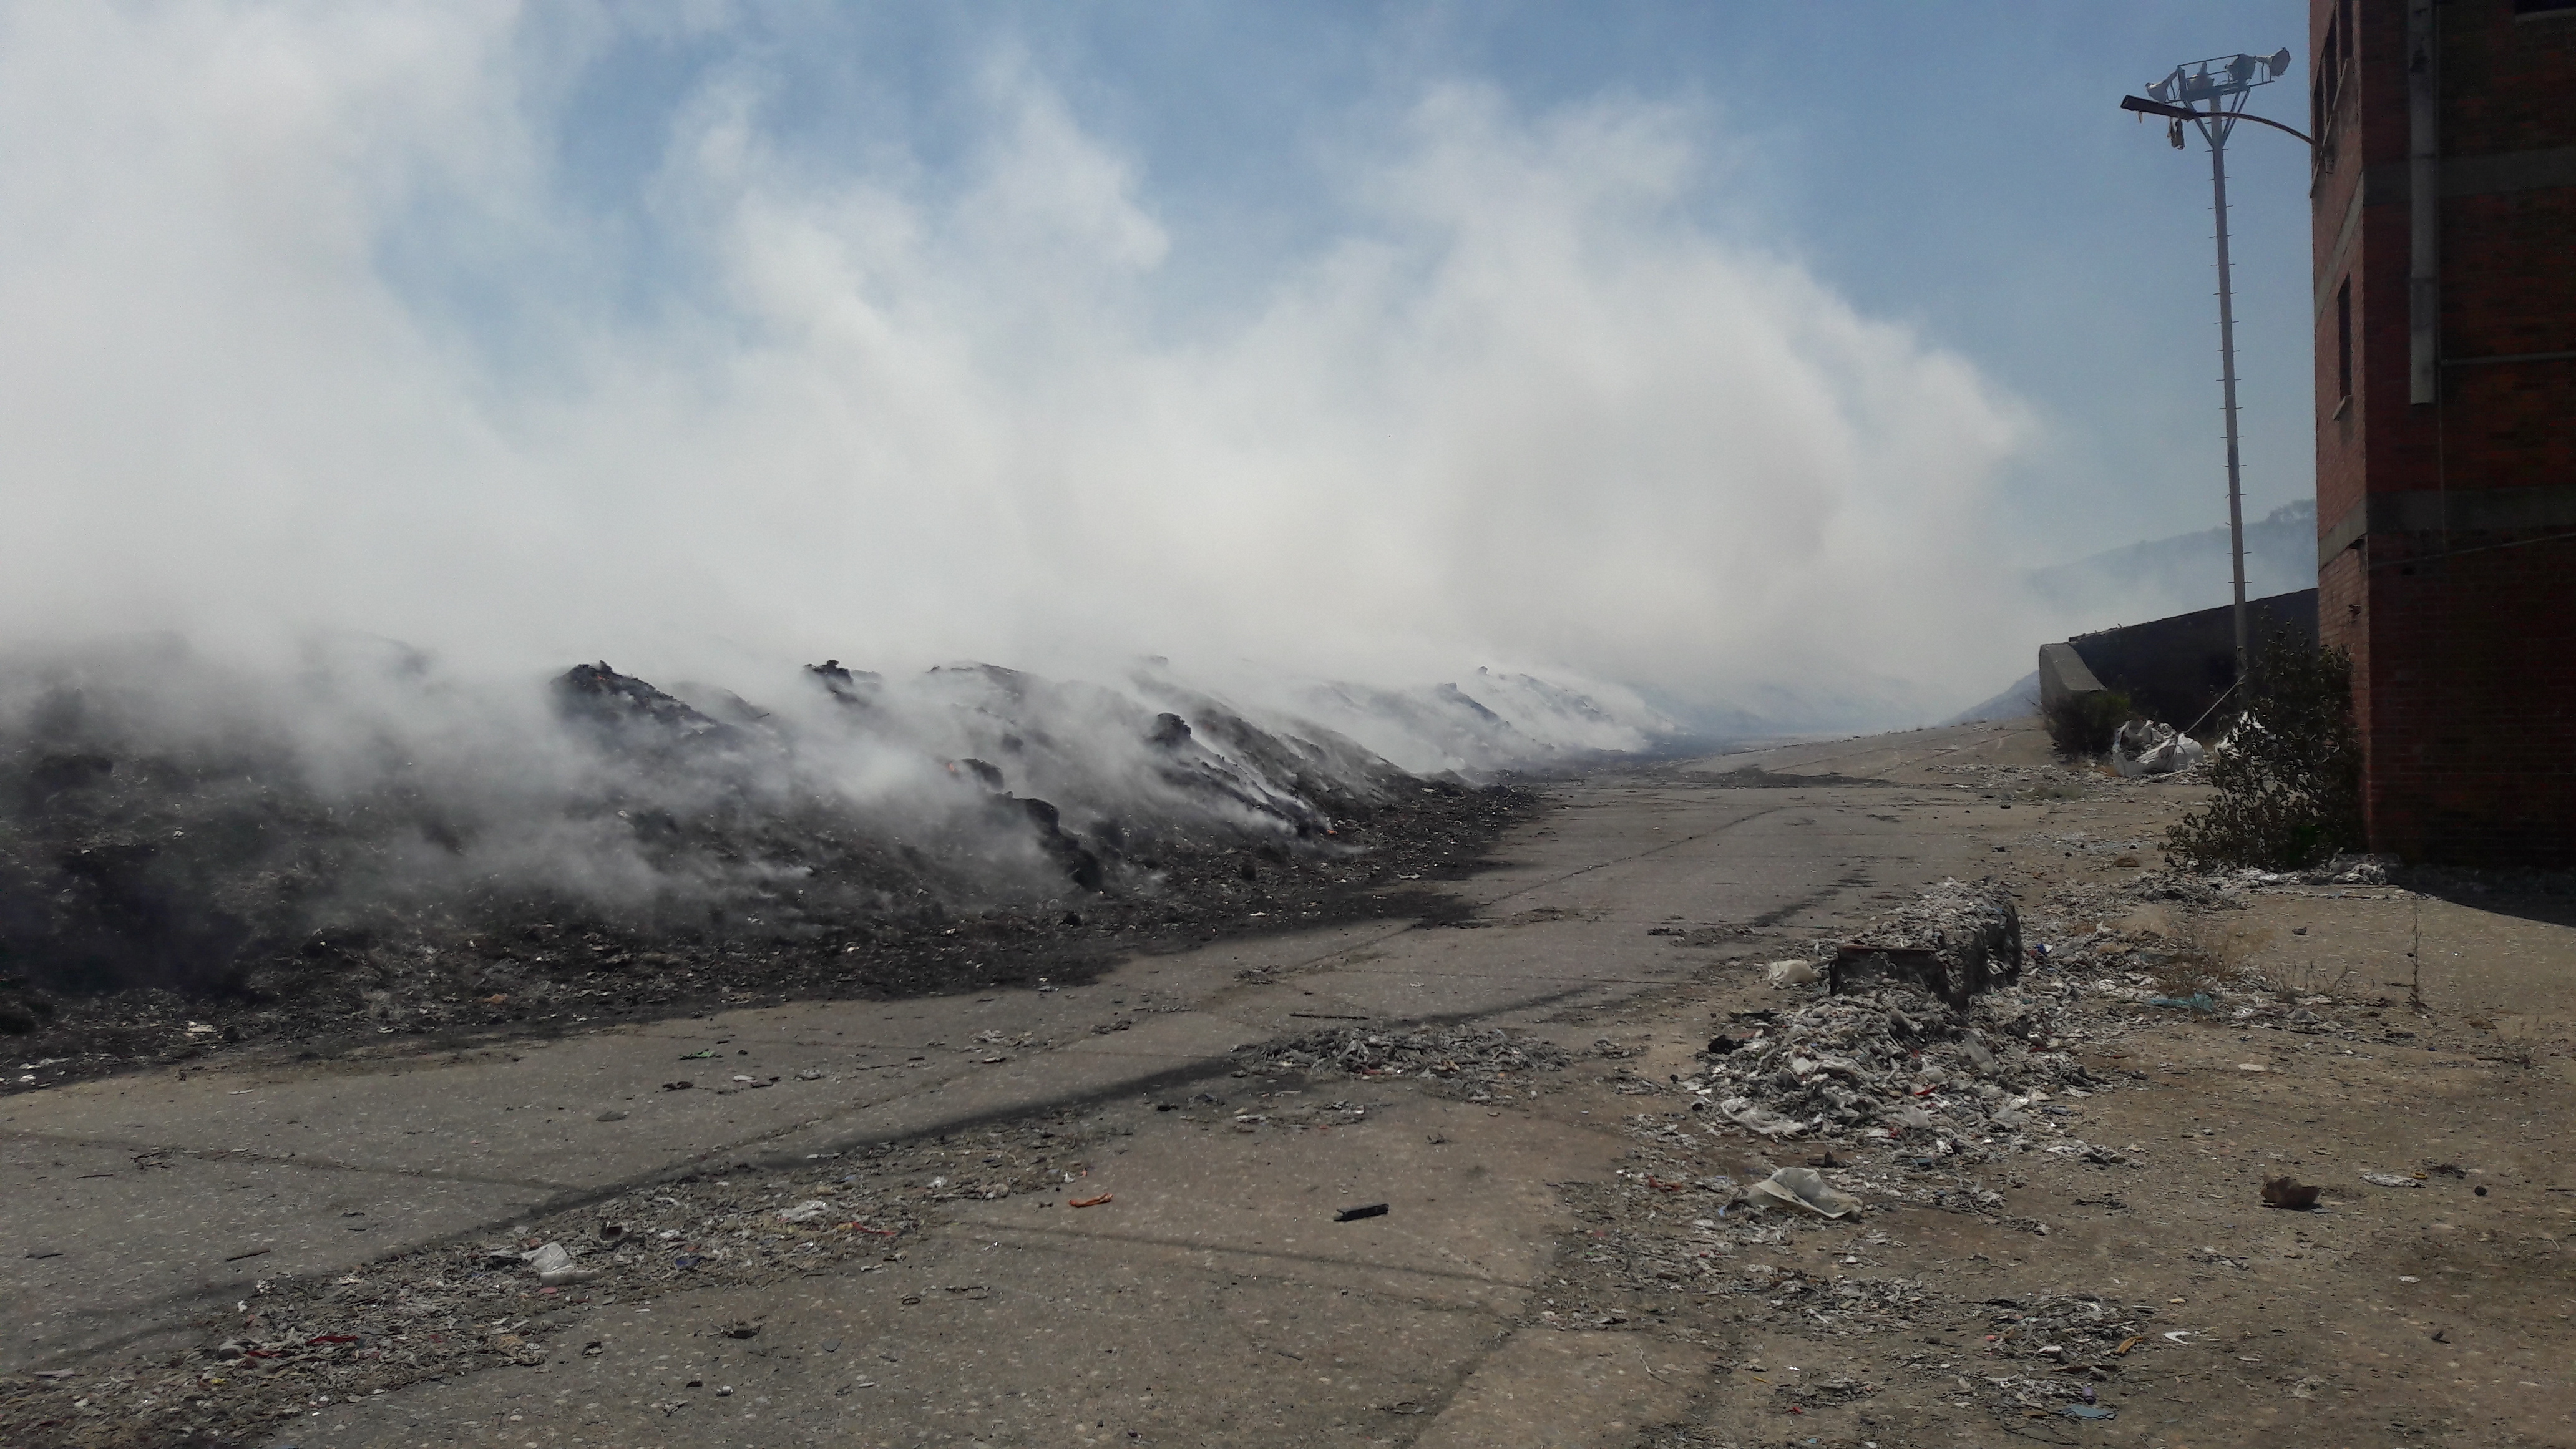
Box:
(2027, 497, 2315, 632)
(1945, 671, 2039, 726)
(1937, 499, 2319, 726)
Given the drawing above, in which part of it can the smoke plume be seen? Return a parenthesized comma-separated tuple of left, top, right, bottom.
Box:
(0, 5, 2037, 727)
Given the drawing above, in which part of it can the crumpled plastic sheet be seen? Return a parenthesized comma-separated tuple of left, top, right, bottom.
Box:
(1749, 1166, 1861, 1217)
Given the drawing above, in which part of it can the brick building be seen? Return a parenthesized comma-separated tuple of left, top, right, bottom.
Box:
(2309, 0, 2575, 864)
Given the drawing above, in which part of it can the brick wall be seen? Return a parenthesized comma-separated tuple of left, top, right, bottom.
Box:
(2311, 0, 2576, 866)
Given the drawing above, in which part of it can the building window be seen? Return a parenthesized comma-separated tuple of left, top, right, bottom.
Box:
(2313, 10, 2350, 175)
(2336, 280, 2354, 413)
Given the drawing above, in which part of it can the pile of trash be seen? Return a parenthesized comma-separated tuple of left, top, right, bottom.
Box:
(1829, 879, 2022, 1005)
(1688, 982, 2099, 1146)
(1680, 881, 2115, 1144)
(1252, 1024, 1571, 1096)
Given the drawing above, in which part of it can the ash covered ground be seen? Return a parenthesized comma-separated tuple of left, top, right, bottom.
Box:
(0, 645, 1573, 1090)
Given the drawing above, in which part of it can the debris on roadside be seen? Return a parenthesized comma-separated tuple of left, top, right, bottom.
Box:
(2260, 1176, 2321, 1210)
(1251, 1024, 1571, 1100)
(1682, 978, 2101, 1151)
(1829, 879, 2022, 1005)
(0, 1106, 1116, 1445)
(1334, 1203, 1390, 1222)
(1749, 1166, 1860, 1217)
(522, 1241, 598, 1286)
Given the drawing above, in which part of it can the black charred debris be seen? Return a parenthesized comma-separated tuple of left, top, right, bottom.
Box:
(0, 661, 1533, 1090)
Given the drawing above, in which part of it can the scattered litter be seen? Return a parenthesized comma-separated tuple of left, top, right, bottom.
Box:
(1334, 1203, 1390, 1222)
(2260, 1176, 2321, 1211)
(2307, 853, 2392, 886)
(1067, 1194, 1112, 1208)
(1251, 1024, 1569, 1098)
(2361, 1173, 2422, 1188)
(1748, 1167, 1860, 1219)
(1718, 1097, 1816, 1139)
(776, 1201, 833, 1224)
(2144, 993, 2217, 1012)
(2059, 1403, 2118, 1420)
(522, 1242, 597, 1286)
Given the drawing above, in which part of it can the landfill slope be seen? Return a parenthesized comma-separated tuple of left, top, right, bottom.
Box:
(0, 654, 1538, 1092)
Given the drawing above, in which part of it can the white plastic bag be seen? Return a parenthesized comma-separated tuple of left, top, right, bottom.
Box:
(1764, 959, 1821, 988)
(2111, 720, 2205, 778)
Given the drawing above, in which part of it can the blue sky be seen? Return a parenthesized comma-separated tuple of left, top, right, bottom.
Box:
(514, 1, 2321, 545)
(0, 2, 2319, 725)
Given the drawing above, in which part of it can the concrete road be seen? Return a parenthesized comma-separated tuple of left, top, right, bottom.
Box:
(2, 720, 2054, 1445)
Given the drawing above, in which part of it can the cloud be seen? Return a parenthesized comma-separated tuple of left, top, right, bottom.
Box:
(0, 4, 2038, 729)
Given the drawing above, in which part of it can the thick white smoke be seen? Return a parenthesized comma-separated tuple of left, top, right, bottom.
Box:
(0, 4, 2037, 733)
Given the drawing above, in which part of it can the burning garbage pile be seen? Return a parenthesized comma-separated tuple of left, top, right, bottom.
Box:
(0, 643, 1548, 1080)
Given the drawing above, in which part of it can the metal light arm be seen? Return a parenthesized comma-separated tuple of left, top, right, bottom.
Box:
(2121, 94, 2313, 147)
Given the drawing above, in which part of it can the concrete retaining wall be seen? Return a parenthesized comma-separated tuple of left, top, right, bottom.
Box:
(2055, 589, 2318, 731)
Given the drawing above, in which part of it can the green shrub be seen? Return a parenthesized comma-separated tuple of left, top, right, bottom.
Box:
(2164, 631, 2363, 871)
(2044, 688, 2132, 758)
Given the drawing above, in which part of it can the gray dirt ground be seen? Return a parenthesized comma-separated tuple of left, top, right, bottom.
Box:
(6, 718, 2572, 1448)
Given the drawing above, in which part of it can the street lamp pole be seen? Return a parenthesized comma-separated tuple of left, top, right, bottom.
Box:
(2122, 51, 2306, 685)
(2207, 104, 2250, 682)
